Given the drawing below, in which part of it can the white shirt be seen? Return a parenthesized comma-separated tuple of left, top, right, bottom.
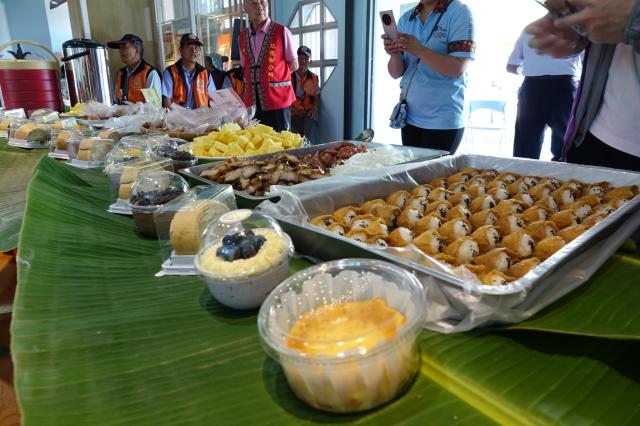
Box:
(507, 33, 582, 77)
(589, 44, 640, 157)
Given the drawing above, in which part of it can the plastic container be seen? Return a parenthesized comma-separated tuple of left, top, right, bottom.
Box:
(257, 259, 426, 413)
(105, 158, 172, 207)
(129, 170, 189, 238)
(155, 186, 237, 275)
(194, 210, 294, 309)
(9, 118, 50, 143)
(104, 138, 159, 173)
(71, 137, 114, 166)
(171, 144, 197, 173)
(65, 133, 85, 159)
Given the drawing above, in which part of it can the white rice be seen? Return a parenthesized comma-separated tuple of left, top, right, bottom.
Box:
(330, 145, 412, 176)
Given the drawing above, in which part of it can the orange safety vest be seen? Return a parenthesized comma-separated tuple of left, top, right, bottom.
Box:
(291, 70, 319, 117)
(115, 60, 158, 103)
(166, 59, 210, 108)
(229, 67, 245, 100)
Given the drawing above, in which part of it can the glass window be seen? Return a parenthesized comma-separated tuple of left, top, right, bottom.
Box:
(288, 1, 338, 87)
(323, 66, 335, 85)
(302, 2, 321, 26)
(323, 28, 338, 60)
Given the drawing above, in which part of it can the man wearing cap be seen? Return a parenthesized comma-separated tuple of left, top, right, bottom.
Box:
(239, 0, 298, 131)
(162, 33, 215, 109)
(291, 46, 320, 144)
(107, 34, 161, 104)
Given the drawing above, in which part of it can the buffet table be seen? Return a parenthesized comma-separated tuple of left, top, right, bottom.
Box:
(0, 139, 48, 251)
(9, 155, 640, 425)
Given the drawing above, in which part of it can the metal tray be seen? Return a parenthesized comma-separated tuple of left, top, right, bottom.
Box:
(257, 155, 640, 331)
(180, 141, 448, 208)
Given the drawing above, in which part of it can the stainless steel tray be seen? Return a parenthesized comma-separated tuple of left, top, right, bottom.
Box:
(258, 155, 640, 331)
(180, 141, 447, 208)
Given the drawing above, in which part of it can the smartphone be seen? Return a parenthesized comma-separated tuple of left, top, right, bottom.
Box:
(379, 10, 398, 40)
(533, 0, 586, 35)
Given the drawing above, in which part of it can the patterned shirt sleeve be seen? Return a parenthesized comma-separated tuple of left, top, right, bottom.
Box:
(447, 3, 476, 59)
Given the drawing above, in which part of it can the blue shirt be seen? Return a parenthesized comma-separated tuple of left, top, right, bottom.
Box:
(161, 63, 216, 109)
(397, 1, 475, 129)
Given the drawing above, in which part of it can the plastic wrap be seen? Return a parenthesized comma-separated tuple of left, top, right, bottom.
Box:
(257, 154, 640, 332)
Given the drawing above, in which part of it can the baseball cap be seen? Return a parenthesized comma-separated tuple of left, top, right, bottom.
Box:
(107, 34, 143, 49)
(297, 46, 311, 58)
(180, 33, 203, 48)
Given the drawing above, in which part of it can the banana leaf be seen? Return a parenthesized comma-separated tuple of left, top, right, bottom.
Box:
(0, 139, 48, 251)
(11, 157, 640, 425)
(508, 254, 640, 339)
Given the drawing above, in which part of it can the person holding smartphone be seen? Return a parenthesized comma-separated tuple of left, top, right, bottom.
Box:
(526, 0, 640, 171)
(382, 0, 476, 153)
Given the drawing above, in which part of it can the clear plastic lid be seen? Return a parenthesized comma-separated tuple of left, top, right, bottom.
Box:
(105, 138, 159, 171)
(149, 136, 180, 159)
(154, 185, 237, 254)
(258, 259, 426, 362)
(129, 170, 189, 207)
(9, 119, 50, 142)
(194, 210, 293, 280)
(29, 108, 59, 123)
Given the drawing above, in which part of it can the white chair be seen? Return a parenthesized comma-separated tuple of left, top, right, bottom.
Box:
(464, 99, 508, 156)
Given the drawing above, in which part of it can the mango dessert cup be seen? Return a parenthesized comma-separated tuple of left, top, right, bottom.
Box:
(258, 259, 426, 413)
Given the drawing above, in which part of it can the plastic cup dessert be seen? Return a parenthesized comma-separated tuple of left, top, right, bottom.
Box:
(258, 259, 426, 413)
(129, 170, 189, 238)
(194, 210, 294, 310)
(171, 150, 197, 173)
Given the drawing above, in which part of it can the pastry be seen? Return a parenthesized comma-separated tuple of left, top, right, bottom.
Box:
(469, 209, 498, 228)
(466, 184, 486, 198)
(346, 229, 369, 243)
(521, 205, 549, 224)
(410, 184, 433, 197)
(478, 270, 514, 286)
(582, 212, 607, 228)
(470, 195, 496, 213)
(351, 215, 388, 235)
(576, 193, 603, 207)
(439, 219, 471, 243)
(540, 177, 561, 190)
(448, 182, 468, 193)
(593, 203, 617, 217)
(493, 199, 526, 217)
(443, 237, 480, 265)
(474, 248, 514, 273)
(529, 183, 552, 201)
(584, 182, 609, 197)
(396, 208, 424, 229)
(470, 175, 489, 186)
(333, 206, 358, 226)
(566, 201, 592, 221)
(495, 172, 519, 184)
(446, 171, 471, 186)
(550, 209, 578, 229)
(551, 188, 576, 208)
(327, 223, 347, 236)
(471, 225, 501, 254)
(512, 192, 535, 207)
(507, 258, 541, 279)
(371, 204, 401, 227)
(387, 227, 414, 247)
(433, 253, 457, 264)
(427, 187, 452, 202)
(525, 220, 559, 241)
(447, 192, 471, 208)
(359, 199, 387, 214)
(413, 230, 443, 255)
(500, 230, 535, 259)
(56, 131, 72, 150)
(405, 196, 429, 213)
(445, 204, 472, 222)
(386, 190, 411, 209)
(429, 177, 447, 188)
(459, 167, 480, 176)
(533, 236, 566, 260)
(310, 214, 336, 228)
(487, 179, 508, 190)
(487, 187, 511, 201)
(522, 176, 539, 188)
(557, 224, 587, 242)
(367, 235, 389, 247)
(536, 196, 559, 212)
(426, 200, 452, 218)
(98, 129, 122, 142)
(507, 178, 529, 195)
(169, 200, 230, 255)
(496, 214, 526, 235)
(77, 138, 113, 161)
(412, 213, 442, 235)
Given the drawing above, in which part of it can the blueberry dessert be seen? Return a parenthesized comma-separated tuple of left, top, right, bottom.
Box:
(216, 230, 267, 262)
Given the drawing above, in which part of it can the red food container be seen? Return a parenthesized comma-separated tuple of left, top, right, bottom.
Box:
(0, 40, 63, 113)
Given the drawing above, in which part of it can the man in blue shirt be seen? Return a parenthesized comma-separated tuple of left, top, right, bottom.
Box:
(162, 34, 216, 109)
